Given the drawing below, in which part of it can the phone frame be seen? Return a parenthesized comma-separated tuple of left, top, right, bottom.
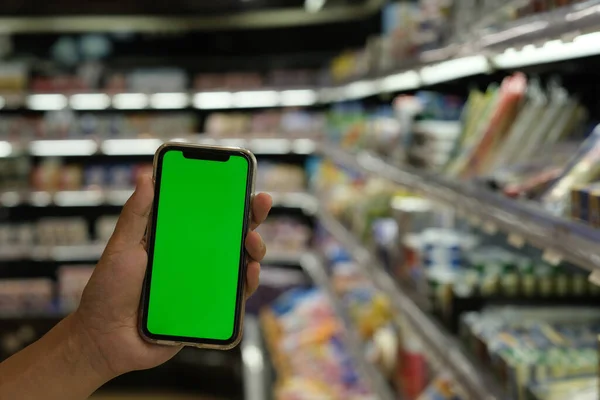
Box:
(138, 142, 257, 350)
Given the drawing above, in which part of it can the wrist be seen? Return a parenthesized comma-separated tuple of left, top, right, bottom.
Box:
(64, 313, 118, 384)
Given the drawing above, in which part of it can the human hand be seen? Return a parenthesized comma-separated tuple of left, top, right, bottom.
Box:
(73, 175, 272, 380)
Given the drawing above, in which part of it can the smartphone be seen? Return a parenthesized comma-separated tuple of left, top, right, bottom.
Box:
(139, 143, 256, 350)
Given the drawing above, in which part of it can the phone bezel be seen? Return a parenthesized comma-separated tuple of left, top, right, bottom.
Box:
(139, 143, 256, 350)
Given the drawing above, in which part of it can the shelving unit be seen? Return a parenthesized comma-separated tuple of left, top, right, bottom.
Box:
(316, 206, 507, 400)
(321, 146, 600, 274)
(299, 252, 396, 400)
(2, 1, 600, 398)
(0, 3, 598, 115)
(0, 243, 306, 265)
(0, 190, 317, 212)
(0, 137, 318, 158)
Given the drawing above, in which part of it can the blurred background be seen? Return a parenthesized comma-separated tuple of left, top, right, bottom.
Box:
(2, 1, 600, 399)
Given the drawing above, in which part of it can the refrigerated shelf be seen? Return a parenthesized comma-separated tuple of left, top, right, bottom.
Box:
(317, 207, 507, 400)
(323, 147, 600, 274)
(299, 252, 396, 400)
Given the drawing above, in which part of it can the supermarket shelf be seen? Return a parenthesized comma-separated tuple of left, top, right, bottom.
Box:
(0, 189, 317, 211)
(324, 147, 600, 273)
(2, 3, 600, 113)
(0, 89, 322, 112)
(0, 243, 307, 265)
(299, 252, 395, 400)
(317, 207, 507, 400)
(0, 137, 317, 158)
(267, 191, 319, 216)
(0, 243, 106, 262)
(242, 315, 269, 400)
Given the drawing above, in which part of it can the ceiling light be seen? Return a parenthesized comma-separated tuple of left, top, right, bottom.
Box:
(280, 89, 318, 107)
(194, 92, 233, 109)
(149, 93, 189, 109)
(233, 91, 279, 108)
(113, 93, 149, 110)
(27, 94, 67, 111)
(70, 93, 111, 110)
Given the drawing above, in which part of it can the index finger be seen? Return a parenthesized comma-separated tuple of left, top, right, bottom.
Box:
(107, 175, 154, 252)
(251, 193, 272, 230)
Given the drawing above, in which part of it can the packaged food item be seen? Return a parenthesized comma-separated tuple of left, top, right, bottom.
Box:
(542, 124, 600, 215)
(455, 73, 527, 178)
(462, 307, 600, 400)
(416, 374, 465, 400)
(0, 62, 28, 93)
(398, 323, 429, 400)
(256, 217, 311, 254)
(256, 162, 306, 193)
(36, 218, 90, 246)
(96, 216, 118, 243)
(261, 288, 375, 400)
(127, 68, 187, 92)
(246, 266, 309, 315)
(527, 376, 598, 400)
(0, 279, 54, 315)
(57, 266, 95, 311)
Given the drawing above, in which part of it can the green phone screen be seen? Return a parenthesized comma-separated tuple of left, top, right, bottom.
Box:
(146, 149, 249, 341)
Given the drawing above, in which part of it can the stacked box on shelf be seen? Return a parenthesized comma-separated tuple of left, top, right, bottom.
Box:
(0, 113, 199, 141)
(204, 110, 325, 139)
(461, 307, 600, 400)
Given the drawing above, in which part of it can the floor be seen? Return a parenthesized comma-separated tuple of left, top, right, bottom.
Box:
(91, 393, 222, 400)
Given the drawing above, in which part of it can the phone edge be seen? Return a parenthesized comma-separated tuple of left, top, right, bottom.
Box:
(137, 142, 257, 351)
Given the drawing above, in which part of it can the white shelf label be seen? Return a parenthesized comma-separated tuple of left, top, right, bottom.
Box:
(588, 270, 600, 287)
(507, 233, 526, 249)
(482, 221, 498, 235)
(468, 215, 481, 227)
(542, 248, 563, 265)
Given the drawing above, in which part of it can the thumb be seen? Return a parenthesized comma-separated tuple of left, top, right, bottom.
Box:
(107, 175, 154, 252)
